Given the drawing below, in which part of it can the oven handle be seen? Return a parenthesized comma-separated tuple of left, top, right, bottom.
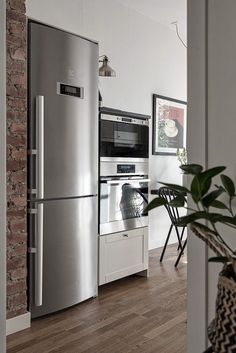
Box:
(106, 178, 150, 185)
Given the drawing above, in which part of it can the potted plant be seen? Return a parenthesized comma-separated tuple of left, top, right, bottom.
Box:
(145, 164, 236, 353)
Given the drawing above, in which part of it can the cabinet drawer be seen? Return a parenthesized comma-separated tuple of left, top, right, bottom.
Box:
(99, 227, 148, 285)
(105, 227, 144, 243)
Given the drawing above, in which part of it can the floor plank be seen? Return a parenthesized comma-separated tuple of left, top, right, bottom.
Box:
(7, 244, 187, 353)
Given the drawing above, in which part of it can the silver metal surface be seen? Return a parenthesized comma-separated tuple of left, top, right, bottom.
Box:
(28, 149, 37, 155)
(100, 176, 149, 235)
(36, 95, 44, 200)
(28, 188, 37, 195)
(28, 208, 37, 214)
(29, 21, 98, 199)
(100, 159, 148, 177)
(35, 203, 43, 306)
(100, 157, 148, 163)
(28, 247, 37, 253)
(29, 197, 98, 318)
(100, 114, 149, 126)
(28, 21, 99, 318)
(106, 178, 150, 185)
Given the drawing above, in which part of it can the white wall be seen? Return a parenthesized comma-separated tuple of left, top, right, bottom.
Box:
(187, 1, 208, 351)
(188, 0, 236, 352)
(207, 0, 236, 323)
(26, 0, 187, 249)
(0, 0, 6, 351)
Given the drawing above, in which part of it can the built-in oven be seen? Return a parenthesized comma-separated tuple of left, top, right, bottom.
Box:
(100, 160, 149, 235)
(100, 113, 149, 159)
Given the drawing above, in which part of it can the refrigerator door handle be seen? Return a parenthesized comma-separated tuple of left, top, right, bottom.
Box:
(35, 202, 44, 306)
(36, 95, 44, 200)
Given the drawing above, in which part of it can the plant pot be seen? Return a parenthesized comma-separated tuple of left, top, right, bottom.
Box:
(208, 264, 236, 353)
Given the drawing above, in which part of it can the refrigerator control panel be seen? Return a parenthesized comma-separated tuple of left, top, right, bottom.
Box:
(57, 82, 84, 99)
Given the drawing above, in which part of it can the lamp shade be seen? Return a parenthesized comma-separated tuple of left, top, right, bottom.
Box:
(99, 56, 116, 77)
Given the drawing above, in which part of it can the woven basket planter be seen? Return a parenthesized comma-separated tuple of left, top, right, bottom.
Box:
(191, 224, 236, 353)
(208, 265, 236, 353)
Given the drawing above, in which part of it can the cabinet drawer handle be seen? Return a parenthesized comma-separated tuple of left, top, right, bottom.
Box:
(123, 234, 129, 237)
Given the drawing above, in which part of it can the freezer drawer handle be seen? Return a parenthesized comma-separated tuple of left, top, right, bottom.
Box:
(36, 95, 44, 199)
(35, 203, 44, 306)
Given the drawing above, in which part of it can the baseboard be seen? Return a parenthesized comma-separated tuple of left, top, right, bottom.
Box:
(6, 312, 31, 335)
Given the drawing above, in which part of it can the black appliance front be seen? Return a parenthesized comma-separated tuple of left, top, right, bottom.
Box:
(100, 119, 149, 158)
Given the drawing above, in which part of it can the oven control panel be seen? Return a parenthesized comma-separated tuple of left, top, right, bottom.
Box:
(117, 164, 135, 174)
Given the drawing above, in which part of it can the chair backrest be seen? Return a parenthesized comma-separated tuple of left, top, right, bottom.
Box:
(158, 186, 181, 225)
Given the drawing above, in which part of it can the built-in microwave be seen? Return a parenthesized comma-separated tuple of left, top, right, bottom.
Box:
(100, 111, 149, 159)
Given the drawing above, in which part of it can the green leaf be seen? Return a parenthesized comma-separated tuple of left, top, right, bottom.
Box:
(176, 211, 226, 226)
(208, 256, 229, 263)
(190, 175, 201, 202)
(201, 166, 226, 180)
(190, 166, 226, 202)
(158, 182, 189, 194)
(218, 216, 236, 226)
(143, 197, 167, 215)
(168, 194, 186, 207)
(221, 174, 235, 197)
(180, 164, 203, 175)
(176, 211, 209, 226)
(202, 189, 224, 208)
(201, 178, 212, 197)
(211, 200, 228, 209)
(199, 167, 226, 196)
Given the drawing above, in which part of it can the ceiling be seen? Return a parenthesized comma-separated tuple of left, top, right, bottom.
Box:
(115, 0, 187, 37)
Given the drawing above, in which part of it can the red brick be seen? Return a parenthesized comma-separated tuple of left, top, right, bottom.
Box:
(10, 170, 26, 183)
(11, 147, 27, 160)
(7, 111, 26, 121)
(8, 20, 24, 35)
(6, 0, 27, 319)
(6, 34, 23, 46)
(7, 256, 26, 271)
(8, 0, 26, 12)
(7, 307, 27, 320)
(11, 47, 25, 61)
(7, 159, 25, 171)
(8, 292, 27, 308)
(7, 208, 25, 218)
(7, 232, 27, 245)
(7, 135, 26, 147)
(7, 97, 26, 111)
(10, 195, 26, 208)
(6, 9, 26, 23)
(10, 267, 27, 281)
(7, 56, 25, 73)
(10, 122, 26, 133)
(10, 73, 26, 85)
(7, 280, 26, 296)
(9, 217, 26, 232)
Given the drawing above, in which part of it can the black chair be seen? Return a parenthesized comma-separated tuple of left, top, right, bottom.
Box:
(158, 187, 187, 267)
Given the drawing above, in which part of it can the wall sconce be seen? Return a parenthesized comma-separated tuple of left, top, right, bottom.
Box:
(99, 55, 116, 77)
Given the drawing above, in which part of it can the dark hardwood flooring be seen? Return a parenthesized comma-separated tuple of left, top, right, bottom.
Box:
(7, 245, 187, 353)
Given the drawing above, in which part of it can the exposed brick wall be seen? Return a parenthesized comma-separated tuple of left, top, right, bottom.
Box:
(6, 0, 27, 319)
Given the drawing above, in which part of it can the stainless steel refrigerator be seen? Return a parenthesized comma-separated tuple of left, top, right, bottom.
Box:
(28, 21, 98, 318)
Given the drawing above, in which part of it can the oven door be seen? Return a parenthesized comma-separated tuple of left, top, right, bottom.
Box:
(100, 120, 149, 158)
(100, 178, 149, 235)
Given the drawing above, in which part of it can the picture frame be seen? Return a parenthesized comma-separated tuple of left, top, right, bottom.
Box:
(152, 94, 187, 155)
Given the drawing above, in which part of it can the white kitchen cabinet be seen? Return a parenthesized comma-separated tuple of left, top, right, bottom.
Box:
(99, 227, 148, 285)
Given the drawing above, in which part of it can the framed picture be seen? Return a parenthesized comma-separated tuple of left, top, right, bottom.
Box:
(152, 94, 187, 155)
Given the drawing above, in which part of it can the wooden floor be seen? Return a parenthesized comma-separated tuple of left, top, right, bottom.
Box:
(7, 245, 187, 353)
